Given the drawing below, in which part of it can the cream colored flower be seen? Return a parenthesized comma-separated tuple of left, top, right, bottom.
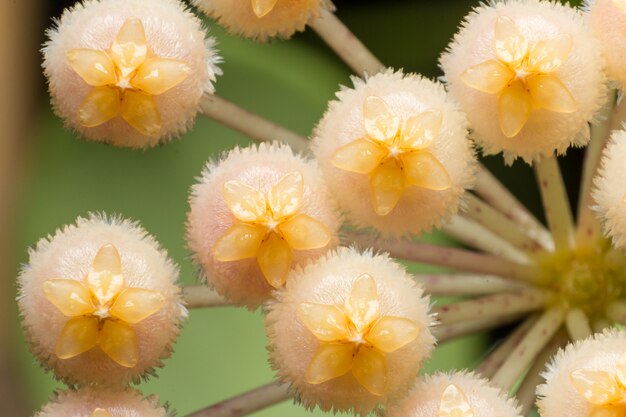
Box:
(569, 353, 626, 415)
(587, 0, 626, 89)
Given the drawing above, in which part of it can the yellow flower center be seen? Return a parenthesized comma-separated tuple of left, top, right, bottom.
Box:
(438, 384, 475, 417)
(461, 15, 577, 138)
(43, 244, 165, 368)
(251, 0, 279, 17)
(570, 351, 626, 416)
(66, 18, 191, 136)
(212, 171, 332, 288)
(92, 408, 113, 417)
(331, 95, 452, 216)
(297, 273, 420, 396)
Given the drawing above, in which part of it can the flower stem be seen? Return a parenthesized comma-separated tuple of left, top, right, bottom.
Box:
(475, 166, 554, 250)
(434, 313, 526, 343)
(443, 216, 529, 263)
(182, 285, 231, 308)
(199, 95, 309, 152)
(491, 308, 564, 392)
(415, 273, 525, 296)
(534, 156, 574, 253)
(516, 331, 568, 415)
(476, 315, 538, 379)
(308, 8, 384, 77)
(433, 290, 548, 325)
(344, 231, 542, 284)
(576, 92, 616, 248)
(184, 382, 291, 417)
(464, 194, 547, 253)
(564, 308, 592, 341)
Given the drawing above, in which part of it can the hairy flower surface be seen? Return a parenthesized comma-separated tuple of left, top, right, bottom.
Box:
(386, 372, 522, 417)
(192, 0, 334, 41)
(587, 0, 626, 88)
(35, 387, 167, 417)
(440, 0, 606, 163)
(313, 69, 476, 236)
(593, 131, 626, 249)
(265, 247, 434, 414)
(187, 143, 340, 309)
(538, 330, 626, 417)
(18, 214, 184, 385)
(43, 0, 220, 148)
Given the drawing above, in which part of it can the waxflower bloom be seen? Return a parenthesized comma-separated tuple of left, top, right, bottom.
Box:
(192, 0, 334, 41)
(43, 0, 221, 148)
(36, 387, 167, 417)
(440, 0, 607, 163)
(537, 330, 626, 417)
(265, 247, 435, 414)
(18, 214, 184, 385)
(187, 143, 341, 309)
(386, 372, 522, 417)
(313, 69, 476, 237)
(593, 130, 626, 249)
(587, 0, 626, 88)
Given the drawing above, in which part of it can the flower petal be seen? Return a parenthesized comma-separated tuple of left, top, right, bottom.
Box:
(344, 273, 380, 332)
(212, 223, 266, 262)
(132, 58, 191, 95)
(56, 316, 99, 359)
(257, 233, 292, 288)
(365, 316, 419, 353)
(77, 87, 121, 128)
(88, 244, 124, 306)
(617, 352, 626, 387)
(99, 319, 139, 368)
(251, 0, 279, 17)
(43, 279, 96, 317)
(460, 60, 515, 94)
(526, 34, 572, 73)
(331, 139, 388, 174)
(109, 288, 165, 324)
(590, 407, 626, 417)
(369, 159, 405, 216)
(222, 180, 267, 222)
(306, 343, 354, 384)
(268, 171, 303, 219)
(570, 369, 623, 406)
(111, 18, 147, 76)
(363, 95, 401, 145)
(298, 303, 350, 342)
(401, 151, 452, 191)
(527, 74, 577, 113)
(351, 346, 387, 396)
(121, 90, 161, 137)
(92, 409, 113, 417)
(66, 49, 117, 86)
(279, 214, 331, 250)
(494, 16, 528, 66)
(498, 80, 532, 138)
(438, 384, 475, 417)
(400, 109, 443, 150)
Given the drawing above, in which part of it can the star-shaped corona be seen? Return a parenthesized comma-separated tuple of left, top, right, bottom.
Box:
(461, 16, 576, 138)
(569, 352, 626, 415)
(297, 273, 419, 395)
(331, 95, 451, 216)
(92, 409, 112, 417)
(66, 18, 191, 136)
(212, 171, 331, 288)
(251, 0, 278, 17)
(43, 244, 165, 368)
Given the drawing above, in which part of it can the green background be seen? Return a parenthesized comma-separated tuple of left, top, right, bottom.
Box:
(11, 0, 579, 415)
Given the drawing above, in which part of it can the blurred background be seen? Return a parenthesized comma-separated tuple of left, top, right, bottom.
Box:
(1, 0, 583, 416)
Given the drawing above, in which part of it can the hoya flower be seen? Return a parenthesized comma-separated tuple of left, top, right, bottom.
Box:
(265, 247, 435, 414)
(192, 0, 334, 41)
(587, 0, 626, 88)
(43, 0, 221, 148)
(440, 0, 607, 163)
(36, 387, 167, 417)
(593, 130, 626, 249)
(18, 214, 184, 385)
(386, 372, 522, 417)
(537, 330, 626, 417)
(313, 69, 476, 237)
(187, 143, 341, 309)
